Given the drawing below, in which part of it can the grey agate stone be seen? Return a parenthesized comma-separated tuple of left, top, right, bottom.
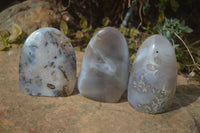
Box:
(78, 27, 129, 102)
(128, 34, 177, 113)
(19, 27, 76, 96)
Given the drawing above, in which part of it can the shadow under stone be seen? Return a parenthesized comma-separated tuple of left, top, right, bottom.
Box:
(119, 89, 128, 103)
(168, 84, 200, 111)
(71, 79, 80, 95)
(71, 86, 80, 95)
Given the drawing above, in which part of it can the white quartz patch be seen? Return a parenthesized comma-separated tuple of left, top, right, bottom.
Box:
(19, 27, 76, 96)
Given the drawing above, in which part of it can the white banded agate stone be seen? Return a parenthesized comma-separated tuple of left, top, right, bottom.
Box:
(19, 27, 76, 96)
(78, 27, 129, 102)
(128, 34, 177, 113)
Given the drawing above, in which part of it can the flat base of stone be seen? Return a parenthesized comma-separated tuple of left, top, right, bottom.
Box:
(80, 93, 121, 103)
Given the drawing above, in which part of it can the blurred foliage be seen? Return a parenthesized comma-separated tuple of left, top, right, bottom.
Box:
(156, 18, 193, 40)
(8, 23, 22, 43)
(156, 0, 180, 23)
(0, 23, 27, 50)
(0, 32, 10, 50)
(80, 17, 88, 29)
(53, 0, 200, 78)
(8, 23, 27, 44)
(102, 17, 110, 26)
(60, 20, 68, 35)
(1, 0, 199, 78)
(120, 26, 140, 63)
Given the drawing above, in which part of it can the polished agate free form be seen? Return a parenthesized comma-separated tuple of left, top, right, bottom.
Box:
(19, 27, 76, 96)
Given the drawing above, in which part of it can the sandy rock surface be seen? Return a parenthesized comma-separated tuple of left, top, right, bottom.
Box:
(0, 0, 60, 34)
(0, 46, 200, 133)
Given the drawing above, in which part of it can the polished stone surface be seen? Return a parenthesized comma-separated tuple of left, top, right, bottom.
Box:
(128, 34, 177, 113)
(19, 27, 76, 96)
(78, 27, 129, 102)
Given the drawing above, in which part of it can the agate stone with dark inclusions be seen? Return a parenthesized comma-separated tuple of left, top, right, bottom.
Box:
(78, 27, 129, 102)
(128, 34, 177, 113)
(19, 27, 76, 96)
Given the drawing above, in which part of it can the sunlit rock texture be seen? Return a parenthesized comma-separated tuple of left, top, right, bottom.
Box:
(78, 27, 129, 102)
(128, 34, 177, 113)
(19, 27, 76, 96)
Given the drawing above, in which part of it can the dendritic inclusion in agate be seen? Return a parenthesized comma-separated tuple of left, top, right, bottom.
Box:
(78, 27, 129, 102)
(19, 27, 76, 96)
(128, 34, 177, 113)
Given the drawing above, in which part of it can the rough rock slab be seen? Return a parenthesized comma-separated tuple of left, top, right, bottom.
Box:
(0, 46, 200, 133)
(0, 0, 60, 34)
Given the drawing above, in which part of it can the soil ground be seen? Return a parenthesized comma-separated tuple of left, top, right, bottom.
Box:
(0, 45, 200, 133)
